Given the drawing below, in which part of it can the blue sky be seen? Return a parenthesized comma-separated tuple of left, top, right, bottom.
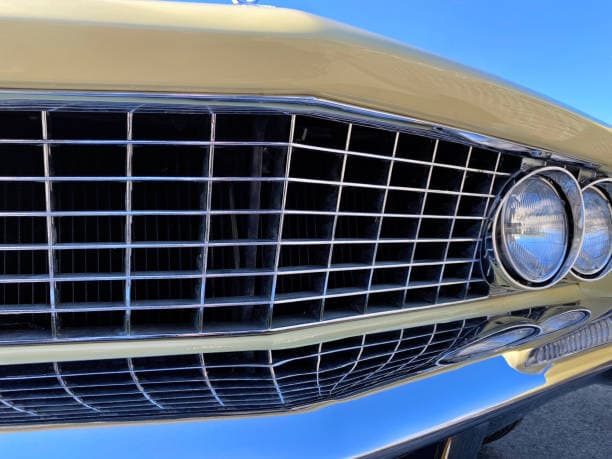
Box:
(192, 0, 612, 124)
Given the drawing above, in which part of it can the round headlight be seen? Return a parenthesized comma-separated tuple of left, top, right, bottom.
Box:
(487, 167, 584, 290)
(500, 177, 568, 283)
(572, 179, 612, 280)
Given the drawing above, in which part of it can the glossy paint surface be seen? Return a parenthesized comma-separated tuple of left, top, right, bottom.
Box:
(0, 0, 610, 167)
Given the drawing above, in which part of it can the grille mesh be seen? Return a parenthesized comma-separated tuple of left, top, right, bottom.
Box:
(0, 317, 485, 426)
(0, 105, 522, 343)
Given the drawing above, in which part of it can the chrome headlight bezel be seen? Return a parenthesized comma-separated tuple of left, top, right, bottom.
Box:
(571, 178, 612, 281)
(483, 166, 585, 290)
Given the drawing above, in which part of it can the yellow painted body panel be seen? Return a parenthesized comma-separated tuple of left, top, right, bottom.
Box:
(0, 0, 610, 168)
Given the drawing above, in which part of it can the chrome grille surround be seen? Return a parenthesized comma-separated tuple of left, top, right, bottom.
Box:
(0, 92, 540, 344)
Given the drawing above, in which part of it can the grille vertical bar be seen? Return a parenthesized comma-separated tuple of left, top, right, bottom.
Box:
(41, 111, 57, 337)
(124, 112, 134, 334)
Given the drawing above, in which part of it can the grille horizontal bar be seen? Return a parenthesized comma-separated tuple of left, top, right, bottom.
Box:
(0, 102, 524, 343)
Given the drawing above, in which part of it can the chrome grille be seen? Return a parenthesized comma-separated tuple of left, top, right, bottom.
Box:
(0, 99, 523, 343)
(0, 317, 484, 426)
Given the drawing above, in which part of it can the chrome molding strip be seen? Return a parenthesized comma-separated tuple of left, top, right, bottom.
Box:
(0, 90, 599, 170)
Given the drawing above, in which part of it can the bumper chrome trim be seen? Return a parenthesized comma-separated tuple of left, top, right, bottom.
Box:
(0, 345, 608, 458)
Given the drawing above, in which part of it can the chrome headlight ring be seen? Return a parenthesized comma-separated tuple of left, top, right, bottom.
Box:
(483, 166, 585, 290)
(571, 178, 612, 281)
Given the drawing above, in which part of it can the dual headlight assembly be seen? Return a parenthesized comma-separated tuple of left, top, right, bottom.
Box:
(485, 167, 611, 290)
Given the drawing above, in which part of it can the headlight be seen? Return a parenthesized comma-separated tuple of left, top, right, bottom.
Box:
(572, 179, 612, 280)
(486, 167, 584, 290)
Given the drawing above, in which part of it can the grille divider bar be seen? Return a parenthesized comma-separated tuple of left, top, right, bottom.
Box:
(268, 115, 296, 328)
(198, 114, 216, 331)
(365, 131, 400, 309)
(124, 111, 134, 334)
(465, 152, 502, 299)
(435, 147, 472, 303)
(402, 139, 439, 306)
(320, 123, 352, 320)
(41, 110, 58, 337)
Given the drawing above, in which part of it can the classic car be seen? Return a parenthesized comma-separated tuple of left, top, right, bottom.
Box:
(0, 0, 609, 457)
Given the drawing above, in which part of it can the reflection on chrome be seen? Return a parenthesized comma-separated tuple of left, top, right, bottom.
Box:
(526, 313, 611, 367)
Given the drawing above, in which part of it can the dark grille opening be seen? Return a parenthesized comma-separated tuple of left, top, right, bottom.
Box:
(48, 112, 127, 140)
(324, 294, 366, 318)
(375, 242, 413, 262)
(332, 243, 374, 265)
(53, 182, 125, 211)
(0, 111, 42, 139)
(367, 291, 404, 311)
(0, 104, 524, 345)
(0, 283, 49, 306)
(132, 278, 198, 302)
(215, 114, 290, 142)
(132, 113, 210, 141)
(132, 181, 203, 211)
(279, 244, 328, 269)
(410, 265, 443, 284)
(214, 147, 286, 177)
(132, 247, 200, 272)
(0, 313, 51, 340)
(469, 147, 499, 170)
(328, 269, 369, 291)
(0, 250, 47, 275)
(294, 116, 349, 149)
(205, 275, 271, 300)
(396, 133, 436, 162)
(435, 140, 470, 166)
(52, 145, 126, 176)
(463, 171, 494, 194)
(203, 305, 268, 332)
(413, 242, 446, 261)
(344, 155, 390, 185)
(210, 213, 279, 241)
(57, 248, 123, 274)
(0, 145, 44, 176)
(340, 186, 384, 213)
(132, 215, 202, 242)
(209, 244, 275, 270)
(133, 146, 207, 177)
(289, 148, 343, 181)
(0, 217, 47, 244)
(371, 267, 408, 287)
(0, 182, 45, 211)
(212, 182, 282, 210)
(56, 216, 125, 243)
(335, 216, 378, 239)
(390, 161, 429, 188)
(58, 310, 124, 338)
(131, 308, 198, 335)
(405, 287, 437, 306)
(349, 125, 395, 156)
(384, 190, 423, 214)
(276, 272, 324, 296)
(272, 300, 320, 327)
(419, 219, 452, 239)
(379, 217, 418, 239)
(285, 182, 337, 211)
(58, 280, 124, 304)
(457, 196, 488, 217)
(429, 167, 463, 191)
(282, 214, 332, 240)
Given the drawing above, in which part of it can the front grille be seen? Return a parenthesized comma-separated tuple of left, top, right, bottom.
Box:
(0, 98, 523, 343)
(0, 317, 484, 426)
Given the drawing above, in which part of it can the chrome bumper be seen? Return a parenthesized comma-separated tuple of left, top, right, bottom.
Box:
(0, 345, 608, 459)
